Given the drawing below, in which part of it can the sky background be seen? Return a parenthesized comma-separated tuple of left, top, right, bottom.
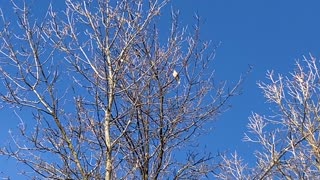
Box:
(1, 0, 320, 178)
(170, 0, 320, 161)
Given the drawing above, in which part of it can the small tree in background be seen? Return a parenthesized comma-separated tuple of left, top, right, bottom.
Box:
(216, 56, 320, 179)
(0, 0, 240, 179)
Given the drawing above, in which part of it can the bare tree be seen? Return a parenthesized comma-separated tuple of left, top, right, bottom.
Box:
(0, 0, 240, 179)
(215, 56, 320, 179)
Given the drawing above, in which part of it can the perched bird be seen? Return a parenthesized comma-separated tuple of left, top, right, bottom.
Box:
(172, 69, 180, 84)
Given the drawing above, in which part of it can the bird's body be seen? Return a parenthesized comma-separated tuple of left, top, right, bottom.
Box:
(172, 69, 180, 84)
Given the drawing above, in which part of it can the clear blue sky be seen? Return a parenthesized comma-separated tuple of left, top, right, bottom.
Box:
(171, 0, 320, 162)
(1, 0, 320, 178)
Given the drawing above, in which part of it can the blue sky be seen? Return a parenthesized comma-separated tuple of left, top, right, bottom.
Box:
(171, 0, 320, 165)
(1, 0, 320, 178)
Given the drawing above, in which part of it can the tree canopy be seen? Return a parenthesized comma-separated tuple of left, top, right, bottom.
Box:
(0, 1, 239, 179)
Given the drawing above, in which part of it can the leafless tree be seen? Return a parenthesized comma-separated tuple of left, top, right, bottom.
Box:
(0, 0, 240, 179)
(215, 56, 320, 179)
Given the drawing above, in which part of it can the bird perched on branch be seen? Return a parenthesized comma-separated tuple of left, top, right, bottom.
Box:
(172, 69, 180, 84)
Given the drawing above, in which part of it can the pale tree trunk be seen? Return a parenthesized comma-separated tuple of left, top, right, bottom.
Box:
(105, 53, 114, 180)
